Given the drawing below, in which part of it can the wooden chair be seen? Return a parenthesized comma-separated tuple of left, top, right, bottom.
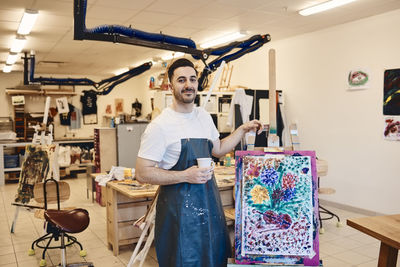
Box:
(28, 178, 93, 267)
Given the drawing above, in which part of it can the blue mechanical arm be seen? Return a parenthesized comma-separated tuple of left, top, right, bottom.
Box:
(73, 0, 271, 90)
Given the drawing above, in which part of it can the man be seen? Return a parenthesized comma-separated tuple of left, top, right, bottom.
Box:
(136, 58, 262, 267)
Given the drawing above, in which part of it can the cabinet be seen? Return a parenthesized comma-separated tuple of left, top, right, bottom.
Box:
(105, 172, 234, 256)
(106, 181, 154, 256)
(13, 105, 45, 142)
(94, 128, 117, 173)
(116, 123, 148, 168)
(0, 142, 31, 185)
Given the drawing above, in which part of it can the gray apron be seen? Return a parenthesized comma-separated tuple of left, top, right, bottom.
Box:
(155, 138, 231, 267)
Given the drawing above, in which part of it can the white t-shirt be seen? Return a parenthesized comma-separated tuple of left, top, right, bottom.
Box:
(138, 107, 219, 170)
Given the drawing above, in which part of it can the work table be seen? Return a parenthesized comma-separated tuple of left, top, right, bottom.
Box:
(347, 214, 400, 267)
(104, 165, 235, 255)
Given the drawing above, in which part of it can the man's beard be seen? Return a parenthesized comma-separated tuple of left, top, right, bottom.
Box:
(174, 88, 196, 104)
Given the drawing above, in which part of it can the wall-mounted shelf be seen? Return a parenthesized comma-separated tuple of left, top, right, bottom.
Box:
(6, 89, 77, 96)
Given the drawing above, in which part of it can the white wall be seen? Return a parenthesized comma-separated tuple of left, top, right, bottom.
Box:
(230, 9, 400, 214)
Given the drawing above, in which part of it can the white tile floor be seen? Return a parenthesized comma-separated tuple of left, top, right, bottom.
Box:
(1, 177, 399, 267)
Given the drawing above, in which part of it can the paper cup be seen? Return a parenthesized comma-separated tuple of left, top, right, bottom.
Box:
(197, 157, 212, 168)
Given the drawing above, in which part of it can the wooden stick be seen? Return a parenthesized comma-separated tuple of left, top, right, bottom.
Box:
(268, 49, 280, 147)
(227, 65, 234, 89)
(269, 49, 277, 132)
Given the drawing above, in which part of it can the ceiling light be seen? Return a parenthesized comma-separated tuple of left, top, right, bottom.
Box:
(3, 64, 13, 73)
(6, 53, 19, 65)
(10, 36, 26, 53)
(200, 31, 247, 48)
(161, 52, 184, 61)
(299, 0, 357, 16)
(17, 9, 39, 35)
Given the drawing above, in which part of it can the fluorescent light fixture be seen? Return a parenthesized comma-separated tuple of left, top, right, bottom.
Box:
(10, 36, 26, 53)
(17, 9, 39, 35)
(114, 67, 129, 76)
(161, 52, 184, 61)
(200, 31, 247, 48)
(6, 53, 19, 65)
(299, 0, 357, 16)
(3, 64, 13, 73)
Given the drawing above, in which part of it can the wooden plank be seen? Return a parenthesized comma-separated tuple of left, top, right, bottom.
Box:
(107, 181, 158, 198)
(224, 208, 235, 221)
(116, 193, 148, 204)
(5, 89, 76, 96)
(220, 189, 234, 207)
(268, 48, 279, 147)
(117, 223, 143, 240)
(268, 48, 277, 132)
(111, 188, 119, 255)
(117, 204, 147, 222)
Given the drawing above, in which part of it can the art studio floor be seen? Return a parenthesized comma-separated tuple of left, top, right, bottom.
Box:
(0, 177, 399, 267)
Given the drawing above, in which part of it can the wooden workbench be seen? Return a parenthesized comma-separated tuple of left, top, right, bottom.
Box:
(105, 166, 235, 256)
(347, 214, 400, 267)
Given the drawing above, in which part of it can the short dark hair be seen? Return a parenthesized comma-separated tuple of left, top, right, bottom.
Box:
(167, 58, 197, 82)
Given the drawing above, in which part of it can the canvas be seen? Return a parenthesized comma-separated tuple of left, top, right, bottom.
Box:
(14, 144, 56, 203)
(234, 150, 319, 266)
(384, 68, 400, 115)
(383, 116, 400, 140)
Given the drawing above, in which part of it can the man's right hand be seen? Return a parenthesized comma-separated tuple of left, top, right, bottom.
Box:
(183, 165, 213, 184)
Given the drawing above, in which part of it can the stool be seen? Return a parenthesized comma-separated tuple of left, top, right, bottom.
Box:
(44, 209, 93, 267)
(317, 159, 342, 234)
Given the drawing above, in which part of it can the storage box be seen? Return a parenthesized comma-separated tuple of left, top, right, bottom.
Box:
(4, 155, 19, 168)
(0, 117, 13, 132)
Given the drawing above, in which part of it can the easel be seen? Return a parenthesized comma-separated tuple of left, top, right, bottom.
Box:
(219, 63, 234, 90)
(127, 192, 158, 267)
(10, 96, 60, 233)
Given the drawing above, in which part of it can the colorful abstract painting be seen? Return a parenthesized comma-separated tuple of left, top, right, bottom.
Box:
(234, 150, 320, 266)
(241, 155, 313, 256)
(384, 69, 400, 115)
